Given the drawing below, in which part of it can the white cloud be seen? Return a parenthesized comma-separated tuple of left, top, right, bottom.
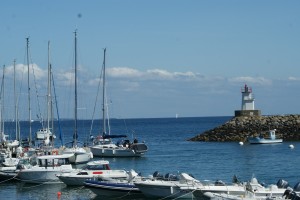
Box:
(107, 67, 142, 78)
(56, 70, 74, 86)
(4, 63, 47, 81)
(288, 77, 300, 81)
(106, 67, 205, 81)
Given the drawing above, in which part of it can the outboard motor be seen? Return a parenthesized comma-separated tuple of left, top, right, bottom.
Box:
(232, 175, 240, 184)
(164, 173, 178, 181)
(277, 179, 289, 189)
(215, 180, 226, 186)
(282, 187, 293, 199)
(289, 191, 300, 200)
(294, 182, 300, 192)
(153, 171, 163, 180)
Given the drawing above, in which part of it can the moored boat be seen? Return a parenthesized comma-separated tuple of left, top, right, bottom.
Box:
(17, 154, 73, 184)
(84, 169, 143, 198)
(248, 129, 283, 144)
(134, 171, 201, 199)
(56, 160, 128, 186)
(89, 48, 148, 157)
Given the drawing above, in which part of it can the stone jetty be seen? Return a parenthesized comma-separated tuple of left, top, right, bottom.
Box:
(188, 115, 300, 142)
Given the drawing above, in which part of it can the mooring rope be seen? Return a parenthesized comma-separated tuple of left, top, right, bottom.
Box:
(0, 171, 19, 184)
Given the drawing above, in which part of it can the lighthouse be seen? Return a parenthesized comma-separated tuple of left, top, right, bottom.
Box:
(241, 84, 254, 110)
(235, 84, 261, 117)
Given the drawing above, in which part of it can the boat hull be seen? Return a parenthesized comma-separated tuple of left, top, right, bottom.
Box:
(134, 181, 195, 199)
(84, 180, 143, 198)
(17, 170, 65, 184)
(248, 138, 283, 144)
(0, 170, 18, 181)
(90, 143, 147, 157)
(58, 175, 89, 186)
(192, 185, 246, 199)
(58, 171, 128, 186)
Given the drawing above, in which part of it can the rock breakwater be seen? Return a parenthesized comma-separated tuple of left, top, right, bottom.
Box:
(188, 115, 300, 142)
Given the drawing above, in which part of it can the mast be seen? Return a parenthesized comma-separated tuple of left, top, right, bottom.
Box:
(13, 60, 18, 140)
(74, 30, 78, 146)
(47, 41, 51, 134)
(26, 38, 32, 145)
(102, 48, 106, 137)
(0, 65, 5, 136)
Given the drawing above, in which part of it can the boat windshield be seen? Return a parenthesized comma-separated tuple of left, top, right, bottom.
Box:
(38, 158, 69, 167)
(84, 164, 110, 170)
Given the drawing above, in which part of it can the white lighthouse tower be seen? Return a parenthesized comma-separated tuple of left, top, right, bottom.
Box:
(241, 84, 254, 110)
(235, 84, 261, 117)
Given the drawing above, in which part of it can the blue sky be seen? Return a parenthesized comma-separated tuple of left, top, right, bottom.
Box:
(1, 0, 300, 119)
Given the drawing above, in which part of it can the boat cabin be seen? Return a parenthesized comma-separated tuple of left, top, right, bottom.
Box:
(82, 160, 111, 171)
(36, 154, 73, 168)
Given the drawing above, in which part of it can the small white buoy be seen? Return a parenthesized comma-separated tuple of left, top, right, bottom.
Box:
(289, 144, 294, 149)
(239, 142, 244, 146)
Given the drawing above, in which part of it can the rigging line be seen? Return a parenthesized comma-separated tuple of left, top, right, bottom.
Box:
(89, 63, 104, 138)
(51, 69, 64, 146)
(0, 171, 20, 184)
(29, 55, 44, 128)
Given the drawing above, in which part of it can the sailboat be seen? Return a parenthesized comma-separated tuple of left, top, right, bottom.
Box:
(90, 49, 148, 157)
(0, 65, 19, 149)
(35, 41, 54, 142)
(62, 30, 92, 164)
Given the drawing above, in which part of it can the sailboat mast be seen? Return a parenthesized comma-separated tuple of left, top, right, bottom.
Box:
(26, 38, 32, 145)
(14, 59, 18, 140)
(47, 41, 51, 133)
(74, 30, 78, 146)
(0, 65, 5, 136)
(102, 48, 106, 137)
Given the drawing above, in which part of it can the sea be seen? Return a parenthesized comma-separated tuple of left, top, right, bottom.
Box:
(1, 116, 300, 200)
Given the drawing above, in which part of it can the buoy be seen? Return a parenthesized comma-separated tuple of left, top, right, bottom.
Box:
(57, 191, 61, 199)
(289, 144, 294, 149)
(239, 142, 244, 146)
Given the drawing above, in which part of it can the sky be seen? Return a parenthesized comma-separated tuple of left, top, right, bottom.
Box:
(0, 0, 300, 120)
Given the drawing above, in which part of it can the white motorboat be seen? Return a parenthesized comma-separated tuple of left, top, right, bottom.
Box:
(246, 177, 288, 197)
(134, 172, 202, 199)
(17, 154, 73, 184)
(201, 186, 295, 200)
(192, 184, 246, 199)
(84, 169, 143, 198)
(248, 129, 283, 144)
(201, 191, 283, 200)
(56, 160, 128, 186)
(89, 48, 148, 157)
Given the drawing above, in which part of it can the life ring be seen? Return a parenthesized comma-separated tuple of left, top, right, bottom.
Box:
(52, 150, 58, 155)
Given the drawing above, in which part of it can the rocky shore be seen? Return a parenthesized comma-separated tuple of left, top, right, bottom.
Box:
(188, 115, 300, 142)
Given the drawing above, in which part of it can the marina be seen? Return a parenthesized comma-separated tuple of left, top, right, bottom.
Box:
(1, 117, 300, 199)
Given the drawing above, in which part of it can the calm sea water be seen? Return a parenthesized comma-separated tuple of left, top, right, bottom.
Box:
(1, 116, 300, 200)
